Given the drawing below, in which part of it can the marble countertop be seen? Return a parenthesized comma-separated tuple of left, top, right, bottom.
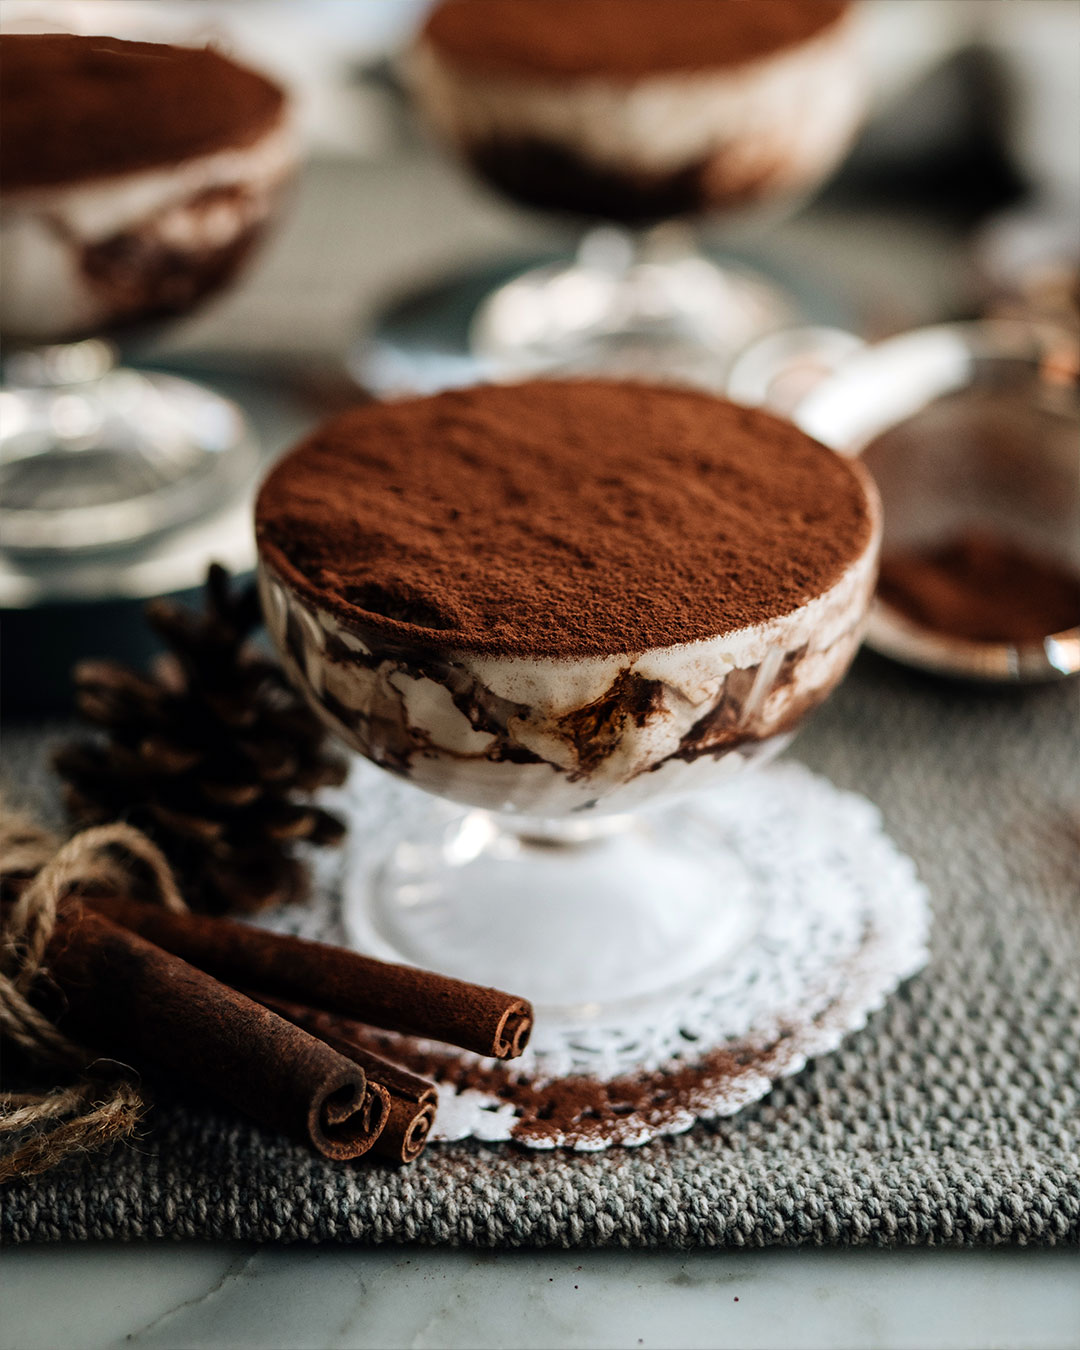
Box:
(4, 1243, 1078, 1349)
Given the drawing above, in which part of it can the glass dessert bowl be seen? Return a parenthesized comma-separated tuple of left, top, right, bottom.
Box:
(256, 380, 880, 1013)
(0, 33, 298, 552)
(406, 0, 865, 385)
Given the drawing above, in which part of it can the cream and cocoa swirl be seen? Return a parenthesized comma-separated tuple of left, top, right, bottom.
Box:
(259, 533, 877, 814)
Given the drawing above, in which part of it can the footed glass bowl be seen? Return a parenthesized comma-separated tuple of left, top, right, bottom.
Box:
(403, 2, 866, 384)
(0, 51, 297, 555)
(257, 473, 880, 1015)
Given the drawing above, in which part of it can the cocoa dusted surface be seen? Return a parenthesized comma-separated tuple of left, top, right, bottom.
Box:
(256, 381, 873, 660)
(0, 34, 285, 191)
(422, 0, 849, 81)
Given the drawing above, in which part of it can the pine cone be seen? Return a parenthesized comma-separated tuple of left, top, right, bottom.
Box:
(54, 565, 349, 914)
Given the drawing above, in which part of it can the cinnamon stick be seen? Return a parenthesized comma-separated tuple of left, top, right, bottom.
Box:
(256, 995, 439, 1164)
(86, 894, 533, 1060)
(45, 904, 387, 1160)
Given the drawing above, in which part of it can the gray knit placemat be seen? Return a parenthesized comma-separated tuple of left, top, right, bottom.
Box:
(3, 655, 1078, 1247)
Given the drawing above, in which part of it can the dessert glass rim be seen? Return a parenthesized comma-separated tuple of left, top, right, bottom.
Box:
(257, 477, 881, 668)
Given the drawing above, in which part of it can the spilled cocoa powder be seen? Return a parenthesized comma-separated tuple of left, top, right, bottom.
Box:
(878, 530, 1080, 644)
(256, 380, 874, 659)
(0, 34, 285, 191)
(422, 0, 850, 80)
(329, 1020, 778, 1150)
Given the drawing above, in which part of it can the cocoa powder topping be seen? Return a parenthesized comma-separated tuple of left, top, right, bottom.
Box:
(422, 0, 850, 80)
(0, 34, 285, 191)
(256, 381, 873, 659)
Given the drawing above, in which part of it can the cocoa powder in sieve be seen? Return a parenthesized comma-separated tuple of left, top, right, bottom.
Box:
(255, 380, 874, 659)
(422, 0, 850, 80)
(0, 34, 285, 191)
(877, 530, 1080, 644)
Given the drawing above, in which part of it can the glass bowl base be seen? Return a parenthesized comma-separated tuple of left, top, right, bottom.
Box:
(351, 239, 819, 398)
(343, 796, 757, 1019)
(470, 235, 798, 389)
(283, 760, 930, 1147)
(0, 353, 257, 552)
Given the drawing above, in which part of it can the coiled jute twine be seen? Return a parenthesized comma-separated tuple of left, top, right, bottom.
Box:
(0, 800, 187, 1182)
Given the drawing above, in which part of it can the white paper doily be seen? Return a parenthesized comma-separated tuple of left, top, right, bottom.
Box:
(261, 761, 930, 1151)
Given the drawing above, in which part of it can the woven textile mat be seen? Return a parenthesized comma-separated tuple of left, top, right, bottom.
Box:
(3, 655, 1078, 1247)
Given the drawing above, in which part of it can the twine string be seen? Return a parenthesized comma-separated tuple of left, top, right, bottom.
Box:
(0, 802, 187, 1182)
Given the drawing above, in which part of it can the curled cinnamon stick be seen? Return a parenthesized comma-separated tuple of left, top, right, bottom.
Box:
(256, 995, 438, 1164)
(87, 894, 533, 1060)
(326, 1078, 391, 1139)
(45, 904, 386, 1160)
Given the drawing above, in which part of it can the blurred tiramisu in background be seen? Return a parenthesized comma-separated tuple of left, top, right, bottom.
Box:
(411, 0, 863, 222)
(0, 33, 296, 344)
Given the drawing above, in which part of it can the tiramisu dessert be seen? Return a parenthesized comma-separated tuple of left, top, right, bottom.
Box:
(256, 381, 879, 815)
(0, 34, 296, 344)
(411, 0, 863, 221)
